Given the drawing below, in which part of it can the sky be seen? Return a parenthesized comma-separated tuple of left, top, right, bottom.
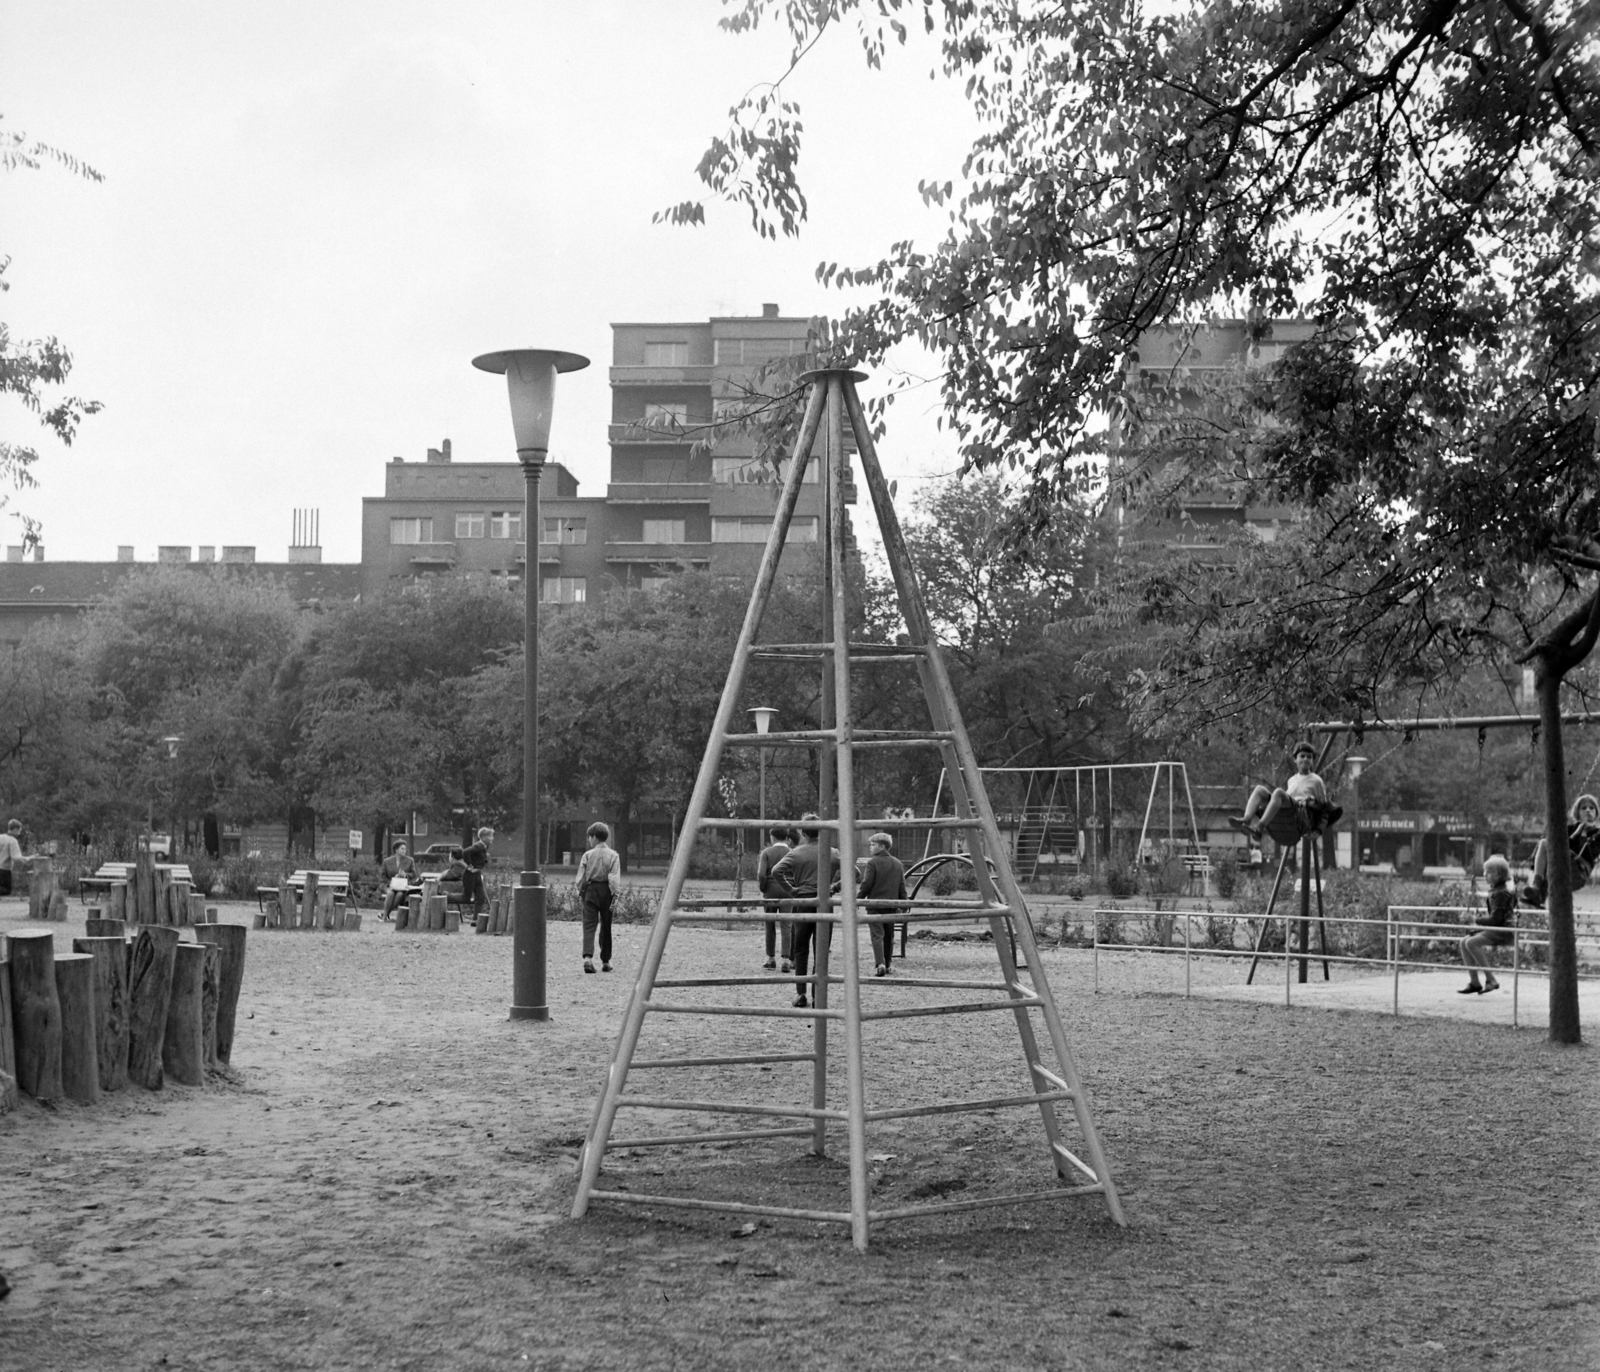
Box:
(1, 1, 980, 565)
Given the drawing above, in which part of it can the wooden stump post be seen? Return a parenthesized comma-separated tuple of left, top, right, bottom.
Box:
(86, 917, 127, 940)
(28, 859, 56, 920)
(302, 873, 320, 933)
(200, 942, 222, 1071)
(0, 950, 17, 1111)
(315, 886, 335, 930)
(166, 879, 190, 926)
(106, 883, 128, 923)
(8, 929, 64, 1100)
(193, 923, 246, 1067)
(153, 868, 173, 925)
(203, 903, 218, 924)
(444, 910, 460, 935)
(73, 935, 130, 1092)
(134, 850, 156, 925)
(406, 894, 422, 931)
(161, 943, 208, 1086)
(54, 952, 100, 1104)
(127, 925, 180, 1090)
(277, 885, 295, 930)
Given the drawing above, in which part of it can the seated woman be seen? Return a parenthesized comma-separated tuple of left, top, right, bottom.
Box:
(1520, 793, 1600, 907)
(380, 841, 418, 921)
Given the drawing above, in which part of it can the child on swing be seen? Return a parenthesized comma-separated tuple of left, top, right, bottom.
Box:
(1228, 742, 1342, 843)
(1519, 793, 1600, 907)
(1459, 854, 1515, 994)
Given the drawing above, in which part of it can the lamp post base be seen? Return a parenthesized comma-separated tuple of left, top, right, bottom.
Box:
(510, 871, 548, 1022)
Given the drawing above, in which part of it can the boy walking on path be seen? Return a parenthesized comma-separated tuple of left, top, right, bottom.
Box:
(1229, 742, 1342, 843)
(769, 816, 840, 1008)
(575, 823, 622, 974)
(756, 827, 795, 972)
(857, 832, 907, 976)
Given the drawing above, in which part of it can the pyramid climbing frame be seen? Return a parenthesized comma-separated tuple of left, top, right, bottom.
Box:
(571, 368, 1124, 1249)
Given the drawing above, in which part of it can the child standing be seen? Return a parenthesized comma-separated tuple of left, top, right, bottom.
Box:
(857, 832, 908, 976)
(756, 827, 795, 972)
(769, 816, 840, 1008)
(1229, 742, 1342, 843)
(574, 822, 622, 974)
(1460, 854, 1515, 994)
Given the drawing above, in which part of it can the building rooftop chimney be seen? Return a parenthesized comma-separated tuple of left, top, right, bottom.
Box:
(117, 545, 134, 562)
(762, 303, 779, 318)
(197, 546, 215, 563)
(158, 546, 192, 564)
(221, 546, 255, 564)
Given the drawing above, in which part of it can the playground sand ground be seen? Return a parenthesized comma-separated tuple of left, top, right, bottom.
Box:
(2, 896, 1596, 1372)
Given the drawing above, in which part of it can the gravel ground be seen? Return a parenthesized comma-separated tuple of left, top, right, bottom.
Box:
(2, 896, 1597, 1371)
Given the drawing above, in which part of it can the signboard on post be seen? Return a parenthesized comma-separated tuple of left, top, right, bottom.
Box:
(348, 829, 362, 855)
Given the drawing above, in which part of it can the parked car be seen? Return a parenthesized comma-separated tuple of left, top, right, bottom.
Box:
(414, 842, 459, 871)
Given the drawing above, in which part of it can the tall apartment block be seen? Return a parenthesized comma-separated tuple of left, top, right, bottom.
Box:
(359, 305, 847, 603)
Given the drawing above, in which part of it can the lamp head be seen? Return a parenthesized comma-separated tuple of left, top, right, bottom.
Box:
(472, 349, 590, 469)
(1347, 755, 1368, 779)
(161, 735, 182, 760)
(749, 706, 778, 735)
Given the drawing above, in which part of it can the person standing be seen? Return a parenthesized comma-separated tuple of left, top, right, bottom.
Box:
(756, 827, 795, 972)
(857, 831, 908, 976)
(769, 816, 840, 1008)
(0, 819, 25, 897)
(575, 822, 622, 974)
(460, 827, 494, 917)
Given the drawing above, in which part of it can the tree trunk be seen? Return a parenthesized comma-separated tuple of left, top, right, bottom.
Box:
(1537, 665, 1582, 1044)
(193, 923, 247, 1067)
(8, 929, 64, 1099)
(54, 952, 100, 1104)
(73, 935, 129, 1091)
(127, 925, 181, 1089)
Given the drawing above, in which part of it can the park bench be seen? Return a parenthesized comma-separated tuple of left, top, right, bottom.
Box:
(256, 869, 355, 913)
(79, 860, 194, 903)
(1181, 853, 1212, 896)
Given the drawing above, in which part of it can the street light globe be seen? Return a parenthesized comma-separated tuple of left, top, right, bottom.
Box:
(1347, 755, 1368, 780)
(472, 349, 590, 460)
(161, 735, 182, 760)
(750, 706, 778, 735)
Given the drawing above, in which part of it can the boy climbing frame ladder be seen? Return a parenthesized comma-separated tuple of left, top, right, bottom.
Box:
(570, 368, 1124, 1250)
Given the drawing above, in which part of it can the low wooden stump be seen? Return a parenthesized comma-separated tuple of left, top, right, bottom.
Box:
(162, 942, 208, 1086)
(193, 924, 246, 1067)
(128, 926, 181, 1090)
(73, 935, 129, 1092)
(9, 929, 64, 1100)
(85, 918, 127, 940)
(55, 952, 100, 1104)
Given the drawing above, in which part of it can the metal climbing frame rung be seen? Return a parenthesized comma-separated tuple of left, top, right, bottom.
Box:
(570, 366, 1125, 1250)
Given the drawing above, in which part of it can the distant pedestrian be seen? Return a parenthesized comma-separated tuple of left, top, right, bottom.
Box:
(460, 827, 494, 916)
(756, 827, 795, 972)
(770, 815, 840, 1008)
(575, 823, 622, 974)
(857, 832, 907, 976)
(1460, 854, 1515, 994)
(0, 819, 25, 897)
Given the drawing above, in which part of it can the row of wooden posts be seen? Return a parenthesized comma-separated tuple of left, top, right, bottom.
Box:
(259, 872, 363, 932)
(0, 918, 247, 1112)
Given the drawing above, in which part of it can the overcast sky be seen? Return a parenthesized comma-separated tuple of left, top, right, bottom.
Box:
(1, 2, 979, 564)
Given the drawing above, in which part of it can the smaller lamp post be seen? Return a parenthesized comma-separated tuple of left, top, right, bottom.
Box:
(750, 707, 777, 832)
(473, 346, 590, 1023)
(1347, 755, 1368, 872)
(161, 735, 182, 859)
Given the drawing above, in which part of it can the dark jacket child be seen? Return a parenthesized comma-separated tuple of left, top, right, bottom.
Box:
(770, 816, 841, 1007)
(857, 832, 908, 976)
(756, 828, 795, 971)
(1461, 855, 1516, 994)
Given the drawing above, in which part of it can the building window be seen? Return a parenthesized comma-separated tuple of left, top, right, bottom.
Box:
(389, 517, 434, 545)
(642, 402, 688, 430)
(644, 341, 688, 367)
(489, 510, 523, 540)
(639, 575, 669, 593)
(712, 516, 817, 544)
(488, 568, 522, 589)
(712, 456, 773, 484)
(714, 337, 806, 365)
(541, 576, 586, 604)
(642, 519, 687, 544)
(778, 457, 820, 485)
(542, 517, 587, 545)
(455, 511, 485, 539)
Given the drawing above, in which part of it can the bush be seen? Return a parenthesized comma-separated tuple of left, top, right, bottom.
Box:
(1212, 852, 1239, 899)
(1095, 912, 1124, 944)
(214, 854, 294, 900)
(1103, 865, 1140, 899)
(545, 881, 660, 925)
(687, 837, 741, 880)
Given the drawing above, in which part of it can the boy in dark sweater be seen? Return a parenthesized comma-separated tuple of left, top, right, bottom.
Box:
(769, 816, 840, 1008)
(1460, 854, 1515, 994)
(857, 832, 907, 976)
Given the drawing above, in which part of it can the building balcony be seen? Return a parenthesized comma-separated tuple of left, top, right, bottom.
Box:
(604, 541, 714, 565)
(607, 422, 713, 445)
(405, 542, 457, 566)
(609, 365, 715, 386)
(606, 483, 713, 504)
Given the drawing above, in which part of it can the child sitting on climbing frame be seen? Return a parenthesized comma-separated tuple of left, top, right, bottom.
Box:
(1228, 742, 1342, 844)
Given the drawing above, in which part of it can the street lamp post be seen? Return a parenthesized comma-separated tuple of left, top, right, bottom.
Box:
(750, 707, 777, 838)
(473, 346, 590, 1023)
(1347, 755, 1368, 873)
(161, 735, 182, 858)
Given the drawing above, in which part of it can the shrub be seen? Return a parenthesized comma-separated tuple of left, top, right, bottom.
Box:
(1212, 852, 1239, 899)
(1095, 912, 1124, 944)
(1103, 864, 1139, 899)
(687, 837, 741, 880)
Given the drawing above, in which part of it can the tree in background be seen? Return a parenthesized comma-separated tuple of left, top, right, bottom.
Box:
(1, 116, 103, 547)
(675, 0, 1600, 1042)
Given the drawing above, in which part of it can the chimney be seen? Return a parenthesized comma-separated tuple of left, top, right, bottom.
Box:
(426, 440, 451, 463)
(391, 455, 404, 464)
(118, 545, 135, 562)
(442, 437, 452, 460)
(5, 546, 22, 562)
(762, 303, 779, 318)
(221, 546, 255, 564)
(158, 546, 192, 564)
(31, 545, 43, 562)
(197, 546, 215, 563)
(288, 508, 323, 563)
